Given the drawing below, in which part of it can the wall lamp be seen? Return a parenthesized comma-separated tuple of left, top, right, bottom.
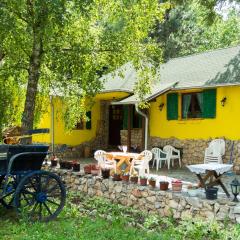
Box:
(159, 103, 165, 111)
(221, 97, 227, 107)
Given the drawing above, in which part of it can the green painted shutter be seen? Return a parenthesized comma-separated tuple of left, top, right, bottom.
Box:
(86, 111, 92, 129)
(203, 89, 216, 119)
(167, 93, 178, 120)
(123, 105, 128, 129)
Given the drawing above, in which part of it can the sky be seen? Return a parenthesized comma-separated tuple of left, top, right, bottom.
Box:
(215, 0, 240, 19)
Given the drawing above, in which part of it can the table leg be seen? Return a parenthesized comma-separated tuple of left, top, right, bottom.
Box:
(196, 174, 207, 190)
(213, 171, 230, 198)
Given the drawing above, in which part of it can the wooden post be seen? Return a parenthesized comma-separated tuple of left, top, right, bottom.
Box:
(127, 105, 131, 151)
(141, 116, 145, 150)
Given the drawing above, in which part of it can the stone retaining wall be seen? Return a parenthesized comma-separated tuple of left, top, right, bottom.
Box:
(50, 168, 240, 223)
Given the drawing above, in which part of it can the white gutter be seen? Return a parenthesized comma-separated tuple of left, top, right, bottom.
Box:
(50, 96, 55, 153)
(135, 104, 148, 150)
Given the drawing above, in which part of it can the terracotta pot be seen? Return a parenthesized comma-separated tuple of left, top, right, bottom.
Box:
(91, 169, 99, 176)
(140, 178, 148, 186)
(84, 165, 92, 174)
(72, 163, 80, 171)
(113, 174, 122, 181)
(160, 181, 169, 191)
(51, 160, 58, 167)
(60, 161, 71, 169)
(91, 164, 97, 170)
(149, 180, 156, 188)
(130, 176, 138, 184)
(122, 175, 130, 182)
(172, 182, 182, 192)
(101, 168, 110, 179)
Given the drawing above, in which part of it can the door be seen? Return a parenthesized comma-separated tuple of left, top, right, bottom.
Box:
(108, 105, 123, 146)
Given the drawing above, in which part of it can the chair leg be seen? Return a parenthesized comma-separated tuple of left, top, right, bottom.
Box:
(156, 159, 159, 171)
(159, 160, 162, 169)
(167, 159, 170, 170)
(152, 159, 155, 168)
(179, 158, 181, 168)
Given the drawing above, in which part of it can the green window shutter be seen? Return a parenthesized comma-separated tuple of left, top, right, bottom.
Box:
(123, 105, 128, 129)
(167, 93, 178, 120)
(203, 89, 216, 119)
(86, 111, 92, 129)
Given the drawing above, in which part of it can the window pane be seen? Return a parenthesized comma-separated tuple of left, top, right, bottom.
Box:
(182, 93, 203, 119)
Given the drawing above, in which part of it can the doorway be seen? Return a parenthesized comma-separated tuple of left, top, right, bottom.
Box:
(108, 105, 123, 146)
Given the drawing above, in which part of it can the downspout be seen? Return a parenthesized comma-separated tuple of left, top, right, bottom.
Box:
(135, 104, 148, 150)
(50, 96, 55, 153)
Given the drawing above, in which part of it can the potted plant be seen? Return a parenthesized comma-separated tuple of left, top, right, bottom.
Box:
(122, 173, 130, 182)
(72, 160, 80, 171)
(171, 179, 182, 192)
(160, 181, 169, 191)
(50, 155, 58, 167)
(65, 161, 72, 170)
(140, 176, 148, 186)
(130, 173, 138, 184)
(205, 187, 218, 200)
(84, 164, 92, 174)
(91, 165, 100, 176)
(101, 168, 110, 179)
(59, 160, 68, 169)
(113, 173, 122, 181)
(148, 177, 156, 188)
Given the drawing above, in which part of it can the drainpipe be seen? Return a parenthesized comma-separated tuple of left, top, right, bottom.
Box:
(135, 104, 148, 150)
(50, 96, 55, 153)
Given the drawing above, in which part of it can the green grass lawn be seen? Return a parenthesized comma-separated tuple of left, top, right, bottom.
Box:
(0, 194, 240, 240)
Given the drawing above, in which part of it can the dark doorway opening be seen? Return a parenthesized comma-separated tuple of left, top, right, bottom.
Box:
(108, 105, 123, 146)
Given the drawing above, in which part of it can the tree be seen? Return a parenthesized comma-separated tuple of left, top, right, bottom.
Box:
(0, 0, 171, 136)
(154, 0, 240, 60)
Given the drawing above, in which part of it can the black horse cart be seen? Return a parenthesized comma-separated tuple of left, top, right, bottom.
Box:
(0, 144, 66, 222)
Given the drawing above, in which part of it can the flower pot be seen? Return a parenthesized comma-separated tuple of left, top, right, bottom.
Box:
(91, 164, 98, 170)
(91, 169, 99, 176)
(51, 160, 58, 167)
(84, 165, 92, 174)
(65, 161, 72, 170)
(101, 168, 110, 179)
(72, 163, 80, 172)
(140, 178, 148, 186)
(59, 161, 69, 169)
(149, 180, 156, 188)
(172, 182, 182, 192)
(113, 174, 122, 181)
(122, 175, 130, 182)
(205, 187, 218, 200)
(130, 176, 138, 184)
(160, 181, 169, 191)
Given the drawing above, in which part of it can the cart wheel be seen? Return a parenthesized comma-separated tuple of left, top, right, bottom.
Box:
(0, 175, 16, 209)
(14, 171, 66, 222)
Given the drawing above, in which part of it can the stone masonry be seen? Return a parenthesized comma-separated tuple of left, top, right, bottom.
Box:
(150, 137, 240, 171)
(49, 167, 240, 223)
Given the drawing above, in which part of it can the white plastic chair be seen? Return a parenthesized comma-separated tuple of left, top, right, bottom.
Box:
(204, 139, 225, 164)
(130, 150, 152, 177)
(151, 148, 168, 171)
(94, 150, 117, 173)
(163, 145, 181, 169)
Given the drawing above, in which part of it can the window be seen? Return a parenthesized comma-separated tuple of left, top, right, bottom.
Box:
(75, 120, 84, 130)
(182, 92, 203, 119)
(74, 111, 92, 130)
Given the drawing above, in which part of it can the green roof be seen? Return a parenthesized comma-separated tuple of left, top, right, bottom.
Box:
(102, 45, 240, 95)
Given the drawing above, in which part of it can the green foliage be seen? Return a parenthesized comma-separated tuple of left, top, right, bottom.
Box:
(0, 0, 171, 131)
(1, 194, 240, 239)
(155, 0, 240, 60)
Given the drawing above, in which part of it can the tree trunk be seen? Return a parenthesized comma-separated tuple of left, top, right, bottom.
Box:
(21, 30, 43, 143)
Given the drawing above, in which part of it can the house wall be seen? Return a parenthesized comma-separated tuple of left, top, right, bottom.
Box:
(149, 86, 240, 140)
(33, 92, 129, 146)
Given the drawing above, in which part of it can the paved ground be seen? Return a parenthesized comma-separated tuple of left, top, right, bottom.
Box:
(64, 157, 238, 199)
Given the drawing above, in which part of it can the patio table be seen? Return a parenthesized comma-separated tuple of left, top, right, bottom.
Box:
(106, 152, 141, 174)
(187, 163, 233, 197)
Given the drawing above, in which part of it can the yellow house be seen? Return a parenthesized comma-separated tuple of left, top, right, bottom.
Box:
(34, 45, 240, 167)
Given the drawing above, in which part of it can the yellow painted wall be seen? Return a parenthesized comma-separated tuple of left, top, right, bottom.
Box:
(33, 91, 129, 146)
(149, 86, 240, 140)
